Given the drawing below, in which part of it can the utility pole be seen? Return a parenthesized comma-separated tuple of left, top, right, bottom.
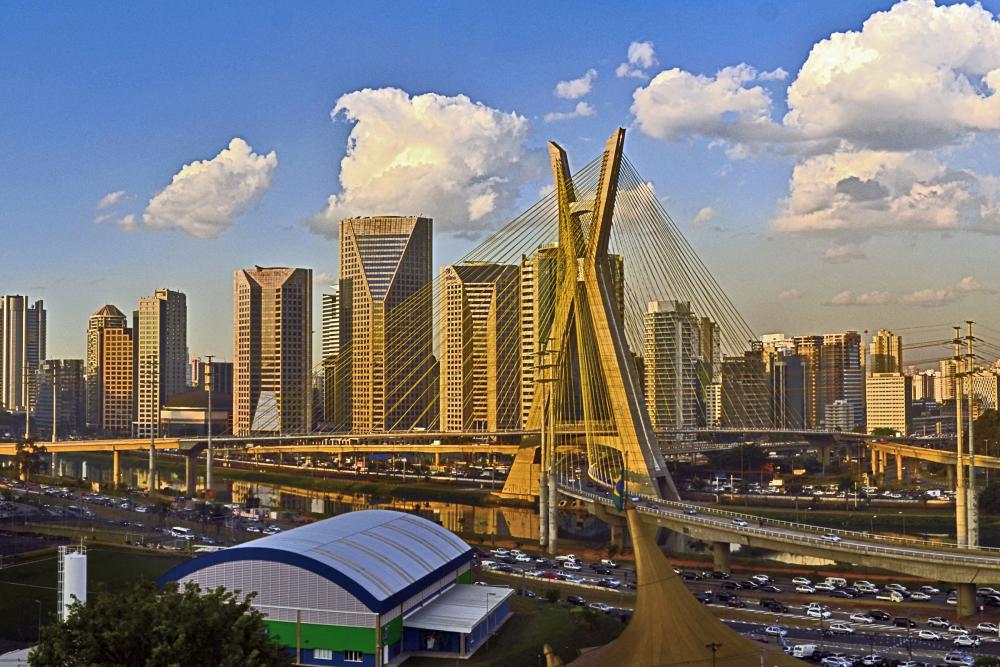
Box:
(50, 364, 58, 477)
(966, 321, 978, 547)
(203, 355, 214, 495)
(23, 360, 30, 439)
(953, 327, 967, 547)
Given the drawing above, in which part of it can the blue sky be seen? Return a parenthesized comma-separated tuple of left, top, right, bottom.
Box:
(3, 0, 1000, 361)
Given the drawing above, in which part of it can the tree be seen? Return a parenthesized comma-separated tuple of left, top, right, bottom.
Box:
(974, 409, 1000, 455)
(14, 438, 46, 482)
(544, 589, 560, 604)
(30, 581, 292, 667)
(979, 481, 1000, 515)
(870, 427, 896, 437)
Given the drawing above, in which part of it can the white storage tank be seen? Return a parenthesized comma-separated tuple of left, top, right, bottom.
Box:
(59, 547, 87, 620)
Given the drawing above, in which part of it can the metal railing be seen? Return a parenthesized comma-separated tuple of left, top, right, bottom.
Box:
(559, 484, 1000, 568)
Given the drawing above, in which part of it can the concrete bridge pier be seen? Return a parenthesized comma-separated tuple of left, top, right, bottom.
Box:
(712, 542, 731, 575)
(112, 449, 120, 488)
(956, 582, 977, 618)
(434, 451, 440, 467)
(870, 449, 878, 476)
(50, 452, 58, 477)
(185, 453, 197, 496)
(947, 464, 955, 488)
(895, 453, 904, 481)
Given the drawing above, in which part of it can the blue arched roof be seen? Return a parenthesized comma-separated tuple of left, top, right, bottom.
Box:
(159, 510, 474, 614)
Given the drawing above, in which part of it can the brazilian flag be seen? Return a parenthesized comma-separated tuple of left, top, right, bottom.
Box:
(612, 473, 626, 511)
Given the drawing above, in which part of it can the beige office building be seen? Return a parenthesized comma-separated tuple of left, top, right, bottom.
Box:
(86, 304, 127, 429)
(233, 267, 312, 436)
(866, 372, 911, 435)
(135, 289, 187, 437)
(339, 216, 432, 433)
(519, 244, 558, 426)
(1, 295, 46, 413)
(101, 325, 134, 434)
(439, 262, 520, 432)
(869, 329, 903, 374)
(643, 300, 700, 431)
(971, 370, 1000, 413)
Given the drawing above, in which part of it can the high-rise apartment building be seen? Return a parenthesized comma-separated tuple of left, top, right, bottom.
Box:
(909, 369, 937, 402)
(35, 359, 86, 436)
(322, 288, 340, 361)
(101, 325, 133, 434)
(971, 370, 1000, 413)
(439, 262, 520, 432)
(190, 358, 234, 398)
(0, 296, 46, 413)
(134, 289, 187, 437)
(643, 300, 701, 431)
(866, 373, 911, 435)
(233, 267, 312, 435)
(86, 305, 127, 428)
(340, 216, 433, 433)
(763, 347, 806, 429)
(793, 335, 823, 428)
(720, 346, 769, 428)
(869, 329, 903, 374)
(519, 244, 558, 427)
(825, 399, 854, 431)
(793, 332, 864, 430)
(938, 358, 960, 402)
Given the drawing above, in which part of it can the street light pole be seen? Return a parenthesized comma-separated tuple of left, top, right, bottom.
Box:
(203, 355, 214, 496)
(705, 642, 722, 667)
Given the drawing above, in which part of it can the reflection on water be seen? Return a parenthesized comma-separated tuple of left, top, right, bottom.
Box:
(57, 455, 542, 542)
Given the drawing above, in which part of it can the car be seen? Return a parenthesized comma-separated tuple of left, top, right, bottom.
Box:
(515, 554, 533, 562)
(764, 625, 787, 636)
(977, 621, 999, 634)
(759, 597, 779, 608)
(562, 561, 582, 571)
(491, 548, 510, 556)
(566, 595, 586, 606)
(738, 580, 759, 590)
(588, 602, 611, 612)
(820, 533, 841, 543)
(821, 657, 851, 667)
(726, 597, 747, 608)
(683, 507, 698, 515)
(948, 624, 968, 635)
(868, 610, 891, 622)
(952, 635, 981, 647)
(792, 577, 812, 586)
(795, 584, 816, 593)
(849, 613, 874, 624)
(600, 559, 618, 568)
(909, 591, 931, 601)
(806, 608, 831, 619)
(554, 553, 576, 562)
(813, 583, 836, 591)
(978, 587, 999, 596)
(853, 580, 875, 588)
(592, 565, 613, 575)
(946, 595, 958, 605)
(928, 617, 951, 628)
(943, 652, 975, 666)
(751, 574, 771, 584)
(731, 518, 749, 527)
(860, 655, 886, 667)
(711, 571, 730, 580)
(760, 585, 782, 593)
(829, 622, 854, 635)
(895, 661, 918, 667)
(769, 602, 789, 613)
(921, 585, 941, 594)
(917, 630, 942, 641)
(828, 591, 852, 599)
(722, 581, 740, 590)
(893, 617, 916, 628)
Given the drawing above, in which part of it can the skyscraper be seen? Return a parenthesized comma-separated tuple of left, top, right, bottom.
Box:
(35, 359, 86, 436)
(439, 262, 520, 432)
(519, 244, 558, 427)
(643, 300, 700, 431)
(321, 288, 340, 362)
(866, 373, 911, 435)
(793, 335, 823, 428)
(820, 332, 864, 431)
(869, 328, 903, 374)
(720, 346, 769, 428)
(1, 296, 46, 414)
(233, 267, 313, 435)
(339, 216, 432, 433)
(101, 324, 133, 435)
(86, 305, 127, 429)
(134, 289, 187, 437)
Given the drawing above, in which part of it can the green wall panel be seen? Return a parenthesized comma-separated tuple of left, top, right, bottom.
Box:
(265, 620, 375, 653)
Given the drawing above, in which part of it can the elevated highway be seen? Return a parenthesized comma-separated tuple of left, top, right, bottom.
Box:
(560, 482, 1000, 617)
(868, 440, 1000, 480)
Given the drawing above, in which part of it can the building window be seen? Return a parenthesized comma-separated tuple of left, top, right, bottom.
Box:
(344, 650, 364, 662)
(313, 648, 333, 660)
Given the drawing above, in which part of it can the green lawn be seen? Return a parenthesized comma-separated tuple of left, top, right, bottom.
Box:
(405, 595, 624, 667)
(0, 547, 190, 643)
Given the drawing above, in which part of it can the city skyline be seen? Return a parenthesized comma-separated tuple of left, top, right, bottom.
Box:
(4, 0, 1000, 361)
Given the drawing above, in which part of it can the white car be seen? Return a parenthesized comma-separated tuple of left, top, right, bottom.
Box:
(807, 607, 832, 619)
(820, 533, 841, 543)
(917, 630, 942, 641)
(948, 624, 969, 635)
(792, 577, 812, 586)
(849, 613, 874, 624)
(554, 553, 576, 562)
(921, 585, 941, 594)
(946, 596, 958, 605)
(562, 561, 581, 571)
(977, 622, 999, 634)
(764, 625, 787, 636)
(588, 602, 611, 612)
(751, 574, 770, 584)
(978, 587, 999, 596)
(796, 585, 817, 594)
(928, 617, 951, 628)
(821, 658, 851, 667)
(491, 548, 510, 556)
(813, 583, 836, 591)
(909, 592, 931, 601)
(886, 583, 908, 592)
(943, 654, 974, 666)
(731, 518, 749, 527)
(953, 635, 981, 647)
(515, 554, 533, 562)
(829, 622, 854, 634)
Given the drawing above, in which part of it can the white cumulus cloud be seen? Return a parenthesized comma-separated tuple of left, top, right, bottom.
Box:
(826, 290, 893, 306)
(97, 190, 125, 210)
(307, 88, 538, 239)
(691, 206, 715, 226)
(822, 243, 867, 263)
(616, 41, 658, 79)
(777, 288, 804, 301)
(122, 138, 277, 239)
(544, 102, 596, 123)
(554, 69, 597, 100)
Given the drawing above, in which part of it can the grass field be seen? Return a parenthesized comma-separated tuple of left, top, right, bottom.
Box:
(0, 547, 190, 644)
